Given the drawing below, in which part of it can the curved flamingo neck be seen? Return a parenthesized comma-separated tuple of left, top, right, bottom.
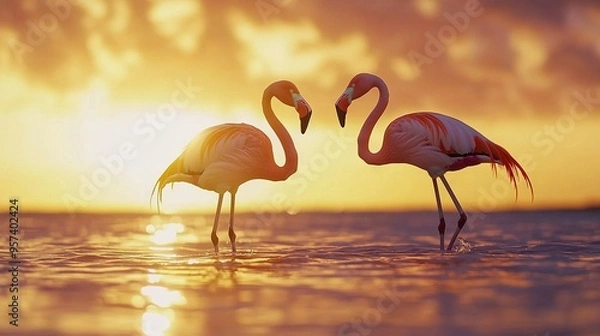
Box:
(262, 90, 298, 181)
(358, 77, 389, 165)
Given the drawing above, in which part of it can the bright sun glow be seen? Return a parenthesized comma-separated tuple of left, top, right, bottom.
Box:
(147, 269, 162, 284)
(141, 311, 172, 336)
(137, 266, 185, 336)
(141, 285, 187, 308)
(147, 223, 185, 245)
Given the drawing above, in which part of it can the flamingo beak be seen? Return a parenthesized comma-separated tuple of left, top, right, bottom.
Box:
(300, 111, 311, 134)
(292, 92, 312, 134)
(335, 86, 353, 128)
(335, 105, 346, 128)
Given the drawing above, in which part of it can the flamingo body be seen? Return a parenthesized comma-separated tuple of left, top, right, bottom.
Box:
(155, 123, 280, 198)
(335, 73, 533, 251)
(380, 112, 527, 186)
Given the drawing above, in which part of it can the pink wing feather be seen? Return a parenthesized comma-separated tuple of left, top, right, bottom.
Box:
(398, 112, 533, 197)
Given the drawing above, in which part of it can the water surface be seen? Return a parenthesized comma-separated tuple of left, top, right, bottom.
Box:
(1, 211, 599, 336)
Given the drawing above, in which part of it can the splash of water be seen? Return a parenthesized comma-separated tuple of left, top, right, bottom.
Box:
(454, 237, 473, 253)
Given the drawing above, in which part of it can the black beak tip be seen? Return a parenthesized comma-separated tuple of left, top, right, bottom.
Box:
(300, 111, 312, 134)
(335, 105, 346, 128)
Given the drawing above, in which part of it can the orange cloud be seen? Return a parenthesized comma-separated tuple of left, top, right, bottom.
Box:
(228, 11, 377, 88)
(148, 0, 205, 53)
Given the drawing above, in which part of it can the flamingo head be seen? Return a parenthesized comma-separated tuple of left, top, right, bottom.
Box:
(271, 80, 312, 134)
(334, 73, 377, 128)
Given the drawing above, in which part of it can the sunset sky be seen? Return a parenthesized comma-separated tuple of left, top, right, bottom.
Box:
(1, 0, 599, 214)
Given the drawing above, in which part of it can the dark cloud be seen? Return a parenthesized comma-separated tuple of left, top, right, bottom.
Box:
(486, 0, 569, 27)
(544, 42, 600, 87)
(300, 0, 600, 117)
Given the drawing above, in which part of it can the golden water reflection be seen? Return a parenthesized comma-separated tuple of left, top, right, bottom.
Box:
(133, 269, 188, 336)
(140, 285, 187, 308)
(148, 269, 162, 284)
(141, 308, 174, 336)
(135, 222, 191, 336)
(9, 213, 599, 335)
(146, 222, 186, 245)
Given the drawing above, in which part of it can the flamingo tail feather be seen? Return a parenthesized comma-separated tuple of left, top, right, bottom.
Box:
(477, 137, 534, 200)
(151, 157, 185, 214)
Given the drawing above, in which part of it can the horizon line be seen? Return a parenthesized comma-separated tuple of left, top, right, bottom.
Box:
(5, 205, 600, 217)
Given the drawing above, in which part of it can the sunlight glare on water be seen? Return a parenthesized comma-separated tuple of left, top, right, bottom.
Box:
(147, 269, 162, 283)
(141, 310, 173, 336)
(140, 286, 187, 308)
(147, 222, 186, 245)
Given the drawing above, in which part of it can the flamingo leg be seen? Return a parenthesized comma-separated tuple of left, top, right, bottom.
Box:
(432, 178, 446, 251)
(211, 193, 225, 254)
(228, 191, 237, 253)
(440, 176, 468, 251)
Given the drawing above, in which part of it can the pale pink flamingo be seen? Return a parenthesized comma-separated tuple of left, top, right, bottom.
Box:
(152, 80, 312, 253)
(334, 73, 533, 251)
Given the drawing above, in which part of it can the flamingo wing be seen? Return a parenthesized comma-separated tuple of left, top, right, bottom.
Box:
(393, 112, 483, 155)
(182, 123, 274, 177)
(388, 112, 533, 195)
(152, 123, 275, 206)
